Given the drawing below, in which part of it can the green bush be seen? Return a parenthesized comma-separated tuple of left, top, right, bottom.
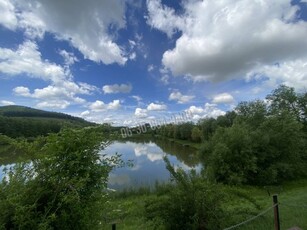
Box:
(145, 157, 225, 230)
(0, 128, 121, 229)
(201, 85, 307, 186)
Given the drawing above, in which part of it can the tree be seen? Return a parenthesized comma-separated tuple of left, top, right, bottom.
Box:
(204, 124, 257, 185)
(298, 91, 307, 130)
(0, 127, 121, 229)
(191, 127, 202, 142)
(178, 122, 194, 140)
(235, 100, 267, 128)
(266, 85, 299, 117)
(198, 118, 217, 141)
(250, 111, 306, 184)
(215, 111, 237, 128)
(202, 86, 307, 185)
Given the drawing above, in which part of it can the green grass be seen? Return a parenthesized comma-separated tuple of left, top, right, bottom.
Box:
(218, 180, 307, 229)
(100, 195, 163, 230)
(101, 180, 307, 230)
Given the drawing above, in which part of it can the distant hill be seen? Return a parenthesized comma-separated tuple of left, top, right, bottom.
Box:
(0, 105, 96, 138)
(0, 105, 88, 122)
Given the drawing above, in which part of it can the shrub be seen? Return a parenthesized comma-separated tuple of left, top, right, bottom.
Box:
(145, 157, 225, 230)
(0, 127, 121, 229)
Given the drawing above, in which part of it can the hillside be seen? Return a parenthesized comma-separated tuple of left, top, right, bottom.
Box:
(0, 105, 96, 138)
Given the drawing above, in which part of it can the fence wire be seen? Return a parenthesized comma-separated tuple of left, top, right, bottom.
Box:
(223, 204, 277, 230)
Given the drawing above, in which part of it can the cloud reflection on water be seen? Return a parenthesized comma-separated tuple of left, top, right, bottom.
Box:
(104, 140, 201, 190)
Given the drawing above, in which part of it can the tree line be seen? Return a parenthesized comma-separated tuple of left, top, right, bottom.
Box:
(152, 85, 307, 185)
(0, 105, 88, 122)
(0, 106, 95, 138)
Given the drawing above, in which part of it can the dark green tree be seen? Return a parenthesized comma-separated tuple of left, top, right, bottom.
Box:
(198, 118, 218, 141)
(191, 126, 202, 142)
(178, 122, 194, 140)
(266, 85, 299, 117)
(204, 123, 257, 185)
(235, 100, 267, 128)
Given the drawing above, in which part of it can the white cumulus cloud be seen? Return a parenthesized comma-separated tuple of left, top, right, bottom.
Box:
(36, 101, 70, 109)
(212, 93, 235, 104)
(13, 86, 31, 97)
(147, 0, 307, 87)
(135, 108, 148, 118)
(0, 100, 15, 106)
(80, 110, 90, 117)
(59, 50, 79, 66)
(2, 0, 128, 65)
(0, 40, 97, 109)
(147, 102, 167, 111)
(89, 100, 121, 112)
(0, 40, 66, 83)
(186, 103, 225, 120)
(246, 59, 307, 90)
(13, 84, 87, 109)
(169, 91, 195, 104)
(0, 0, 18, 30)
(146, 0, 184, 38)
(102, 84, 132, 94)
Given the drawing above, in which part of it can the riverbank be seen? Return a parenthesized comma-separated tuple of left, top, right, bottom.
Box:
(102, 179, 307, 229)
(153, 134, 202, 150)
(119, 133, 202, 150)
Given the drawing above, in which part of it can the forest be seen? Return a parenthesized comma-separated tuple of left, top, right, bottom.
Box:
(0, 105, 95, 138)
(0, 85, 306, 229)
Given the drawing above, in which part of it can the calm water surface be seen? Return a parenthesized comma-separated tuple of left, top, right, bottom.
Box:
(0, 139, 202, 189)
(104, 139, 201, 190)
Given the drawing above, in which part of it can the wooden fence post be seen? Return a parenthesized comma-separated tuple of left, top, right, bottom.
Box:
(112, 223, 116, 230)
(273, 194, 280, 230)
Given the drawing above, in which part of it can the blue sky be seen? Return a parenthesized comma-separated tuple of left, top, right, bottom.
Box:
(0, 0, 307, 126)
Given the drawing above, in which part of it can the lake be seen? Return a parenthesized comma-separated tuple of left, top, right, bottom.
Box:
(105, 139, 201, 190)
(0, 138, 202, 190)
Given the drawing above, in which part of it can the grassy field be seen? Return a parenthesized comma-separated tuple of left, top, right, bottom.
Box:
(101, 180, 307, 230)
(222, 180, 307, 230)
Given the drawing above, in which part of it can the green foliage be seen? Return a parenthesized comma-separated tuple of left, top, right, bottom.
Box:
(177, 122, 194, 140)
(204, 123, 257, 185)
(0, 127, 121, 229)
(198, 118, 218, 141)
(191, 126, 202, 142)
(198, 111, 237, 141)
(144, 157, 225, 230)
(0, 105, 91, 123)
(235, 100, 267, 128)
(0, 134, 15, 146)
(0, 134, 27, 165)
(298, 91, 307, 130)
(0, 116, 62, 138)
(0, 105, 95, 138)
(202, 85, 307, 185)
(251, 111, 306, 184)
(266, 85, 299, 117)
